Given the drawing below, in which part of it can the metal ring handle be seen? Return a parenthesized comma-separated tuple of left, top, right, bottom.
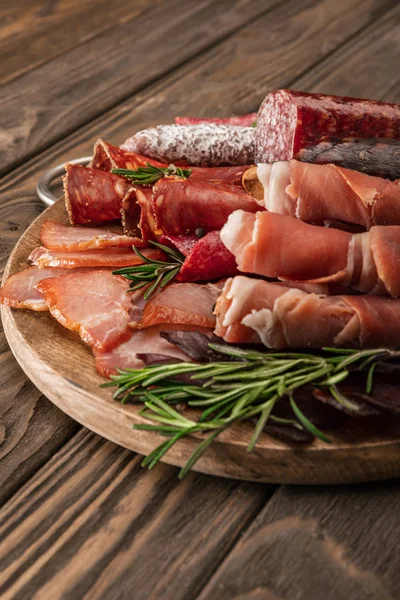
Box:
(36, 156, 92, 206)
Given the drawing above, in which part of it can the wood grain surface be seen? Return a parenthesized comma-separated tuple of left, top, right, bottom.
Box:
(2, 0, 400, 596)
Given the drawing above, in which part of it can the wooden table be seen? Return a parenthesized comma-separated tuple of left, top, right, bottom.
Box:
(1, 1, 400, 597)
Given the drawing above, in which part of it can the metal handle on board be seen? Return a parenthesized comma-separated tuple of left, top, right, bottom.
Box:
(36, 156, 92, 206)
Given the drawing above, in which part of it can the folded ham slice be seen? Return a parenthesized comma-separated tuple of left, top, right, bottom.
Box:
(133, 282, 223, 330)
(0, 267, 73, 311)
(36, 270, 132, 351)
(215, 277, 400, 349)
(247, 160, 400, 228)
(94, 325, 189, 376)
(28, 246, 164, 269)
(40, 220, 135, 251)
(221, 210, 400, 296)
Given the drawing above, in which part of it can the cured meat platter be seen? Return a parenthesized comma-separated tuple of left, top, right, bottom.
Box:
(3, 89, 400, 484)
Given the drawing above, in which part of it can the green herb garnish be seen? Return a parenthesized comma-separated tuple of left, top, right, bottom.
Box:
(111, 163, 192, 186)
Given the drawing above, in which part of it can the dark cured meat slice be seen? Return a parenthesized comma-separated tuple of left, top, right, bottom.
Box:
(121, 187, 156, 241)
(160, 231, 237, 282)
(175, 113, 257, 126)
(255, 89, 400, 163)
(63, 164, 133, 225)
(152, 178, 260, 235)
(295, 137, 400, 180)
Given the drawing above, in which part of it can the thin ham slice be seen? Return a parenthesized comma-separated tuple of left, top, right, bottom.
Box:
(63, 164, 134, 225)
(215, 276, 400, 349)
(133, 282, 223, 330)
(35, 270, 132, 351)
(251, 160, 400, 228)
(174, 114, 257, 126)
(93, 325, 189, 376)
(221, 210, 400, 296)
(0, 267, 72, 311)
(161, 231, 237, 282)
(28, 246, 164, 269)
(40, 220, 135, 251)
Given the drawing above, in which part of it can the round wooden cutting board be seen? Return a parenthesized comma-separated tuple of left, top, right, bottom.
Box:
(2, 200, 400, 485)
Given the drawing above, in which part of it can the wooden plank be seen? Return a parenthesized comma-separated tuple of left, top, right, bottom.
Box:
(0, 429, 271, 599)
(197, 482, 400, 600)
(0, 0, 280, 175)
(0, 0, 151, 85)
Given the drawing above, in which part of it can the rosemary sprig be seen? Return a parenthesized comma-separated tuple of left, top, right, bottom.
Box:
(113, 241, 185, 300)
(111, 163, 192, 186)
(102, 345, 396, 478)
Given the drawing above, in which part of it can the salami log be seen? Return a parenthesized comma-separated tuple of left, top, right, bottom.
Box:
(175, 113, 257, 126)
(63, 164, 133, 225)
(161, 231, 237, 282)
(215, 277, 400, 349)
(255, 89, 400, 163)
(295, 137, 400, 180)
(121, 123, 255, 167)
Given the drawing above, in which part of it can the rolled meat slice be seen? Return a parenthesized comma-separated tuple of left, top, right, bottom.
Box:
(294, 137, 400, 180)
(161, 231, 237, 282)
(255, 89, 400, 163)
(175, 113, 257, 126)
(244, 160, 400, 228)
(63, 164, 134, 225)
(214, 277, 400, 349)
(221, 210, 400, 296)
(121, 123, 255, 167)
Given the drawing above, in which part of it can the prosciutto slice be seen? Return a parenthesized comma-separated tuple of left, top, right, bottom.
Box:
(28, 246, 164, 269)
(214, 277, 400, 349)
(0, 267, 73, 311)
(161, 231, 237, 282)
(36, 270, 132, 351)
(64, 164, 134, 225)
(40, 220, 135, 251)
(133, 282, 223, 330)
(221, 210, 400, 296)
(94, 326, 189, 376)
(248, 160, 400, 228)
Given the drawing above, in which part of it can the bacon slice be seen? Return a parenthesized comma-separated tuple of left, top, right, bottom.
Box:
(0, 267, 73, 311)
(250, 160, 400, 228)
(215, 277, 400, 349)
(36, 270, 132, 351)
(93, 326, 189, 376)
(133, 282, 223, 330)
(63, 164, 134, 225)
(161, 231, 237, 282)
(174, 114, 257, 127)
(28, 246, 164, 269)
(40, 220, 135, 251)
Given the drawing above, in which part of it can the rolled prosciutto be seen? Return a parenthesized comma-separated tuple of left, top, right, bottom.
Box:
(121, 123, 255, 167)
(255, 89, 400, 163)
(221, 210, 400, 296)
(244, 160, 400, 228)
(214, 277, 400, 349)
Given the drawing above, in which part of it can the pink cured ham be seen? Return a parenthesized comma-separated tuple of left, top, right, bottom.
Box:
(28, 246, 164, 269)
(121, 124, 255, 167)
(214, 276, 400, 349)
(253, 160, 400, 228)
(40, 220, 136, 251)
(94, 326, 189, 376)
(0, 267, 75, 311)
(133, 282, 223, 330)
(161, 231, 237, 282)
(152, 179, 260, 236)
(175, 113, 257, 126)
(63, 164, 135, 225)
(36, 270, 132, 351)
(221, 210, 400, 296)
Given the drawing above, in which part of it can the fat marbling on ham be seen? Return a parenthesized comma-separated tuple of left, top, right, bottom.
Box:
(245, 160, 400, 228)
(214, 277, 400, 349)
(221, 210, 400, 296)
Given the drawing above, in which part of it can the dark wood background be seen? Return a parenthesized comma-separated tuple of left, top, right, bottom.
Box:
(1, 1, 400, 598)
